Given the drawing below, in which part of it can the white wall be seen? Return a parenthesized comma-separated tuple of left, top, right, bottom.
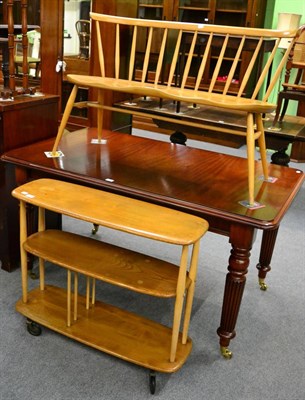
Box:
(64, 0, 81, 55)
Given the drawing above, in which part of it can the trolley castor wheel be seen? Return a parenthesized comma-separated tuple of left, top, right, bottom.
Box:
(26, 319, 42, 336)
(149, 370, 156, 394)
(92, 223, 99, 234)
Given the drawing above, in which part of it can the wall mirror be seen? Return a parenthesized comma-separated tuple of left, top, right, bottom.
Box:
(62, 0, 91, 123)
(0, 0, 41, 92)
(64, 0, 91, 58)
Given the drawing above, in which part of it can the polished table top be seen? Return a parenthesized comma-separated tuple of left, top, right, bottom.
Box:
(2, 127, 304, 355)
(2, 128, 304, 231)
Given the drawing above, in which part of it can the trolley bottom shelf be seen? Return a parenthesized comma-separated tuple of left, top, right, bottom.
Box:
(16, 285, 193, 373)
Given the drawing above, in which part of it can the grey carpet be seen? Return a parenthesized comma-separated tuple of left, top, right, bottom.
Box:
(1, 131, 304, 400)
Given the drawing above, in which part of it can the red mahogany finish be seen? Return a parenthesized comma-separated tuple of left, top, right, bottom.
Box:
(1, 128, 304, 352)
(0, 94, 59, 272)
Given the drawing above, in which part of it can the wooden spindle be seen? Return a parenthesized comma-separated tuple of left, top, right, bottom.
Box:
(67, 270, 72, 327)
(38, 206, 46, 291)
(142, 27, 153, 83)
(21, 0, 29, 90)
(86, 276, 90, 309)
(181, 31, 198, 90)
(74, 272, 78, 321)
(7, 0, 15, 93)
(209, 34, 229, 93)
(223, 36, 246, 95)
(129, 26, 137, 81)
(167, 29, 182, 87)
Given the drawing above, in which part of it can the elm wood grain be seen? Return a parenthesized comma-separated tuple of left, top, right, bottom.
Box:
(14, 178, 207, 371)
(23, 230, 192, 298)
(13, 179, 207, 246)
(2, 128, 304, 354)
(16, 285, 192, 373)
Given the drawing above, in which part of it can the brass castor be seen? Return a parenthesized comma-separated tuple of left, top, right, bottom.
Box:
(220, 346, 233, 359)
(259, 278, 268, 291)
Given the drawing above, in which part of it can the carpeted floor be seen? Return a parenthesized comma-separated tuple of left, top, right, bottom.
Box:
(1, 131, 304, 400)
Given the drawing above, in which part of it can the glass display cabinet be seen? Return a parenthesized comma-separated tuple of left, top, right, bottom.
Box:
(135, 0, 272, 92)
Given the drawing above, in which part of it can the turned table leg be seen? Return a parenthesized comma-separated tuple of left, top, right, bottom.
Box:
(217, 224, 255, 359)
(256, 228, 279, 291)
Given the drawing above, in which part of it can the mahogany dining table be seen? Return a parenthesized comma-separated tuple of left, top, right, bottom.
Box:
(1, 128, 304, 357)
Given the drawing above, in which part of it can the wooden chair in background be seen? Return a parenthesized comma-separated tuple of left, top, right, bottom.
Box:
(14, 29, 41, 78)
(272, 27, 305, 126)
(75, 19, 90, 59)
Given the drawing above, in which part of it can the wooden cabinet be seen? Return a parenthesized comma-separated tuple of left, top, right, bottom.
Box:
(175, 0, 267, 26)
(132, 0, 274, 140)
(0, 94, 59, 272)
(136, 0, 272, 92)
(137, 0, 269, 26)
(179, 0, 271, 93)
(138, 0, 174, 20)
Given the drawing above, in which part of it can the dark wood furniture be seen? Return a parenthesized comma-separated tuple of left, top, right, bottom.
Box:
(0, 94, 59, 272)
(264, 114, 305, 164)
(133, 0, 274, 134)
(0, 24, 39, 93)
(1, 128, 304, 357)
(38, 0, 138, 128)
(272, 27, 305, 128)
(126, 101, 305, 164)
(137, 0, 272, 85)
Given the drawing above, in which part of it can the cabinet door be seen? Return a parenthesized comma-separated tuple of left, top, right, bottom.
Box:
(40, 0, 64, 113)
(213, 0, 250, 27)
(138, 1, 169, 20)
(173, 0, 269, 28)
(173, 0, 271, 94)
(211, 1, 251, 91)
(247, 0, 269, 28)
(137, 1, 175, 56)
(175, 0, 211, 23)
